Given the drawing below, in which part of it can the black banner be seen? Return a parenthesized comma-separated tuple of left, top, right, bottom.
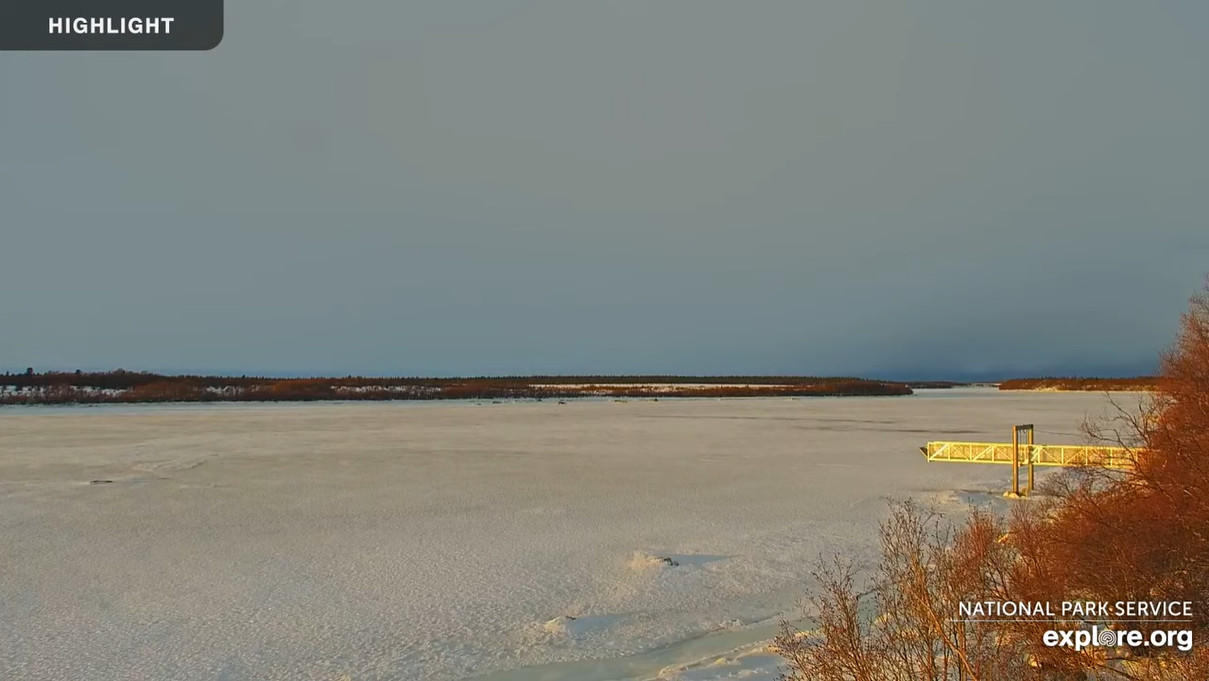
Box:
(0, 0, 223, 50)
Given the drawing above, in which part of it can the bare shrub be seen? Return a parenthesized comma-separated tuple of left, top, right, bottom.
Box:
(775, 501, 1031, 681)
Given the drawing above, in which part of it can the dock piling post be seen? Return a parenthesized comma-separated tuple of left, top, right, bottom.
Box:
(1011, 427, 1019, 496)
(1026, 427, 1035, 494)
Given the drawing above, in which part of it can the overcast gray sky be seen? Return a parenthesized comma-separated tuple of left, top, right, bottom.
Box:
(2, 1, 1206, 379)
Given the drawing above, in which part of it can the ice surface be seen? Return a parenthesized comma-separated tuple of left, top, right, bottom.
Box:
(0, 390, 1130, 680)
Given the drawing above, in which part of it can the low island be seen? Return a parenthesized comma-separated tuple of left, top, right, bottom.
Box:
(0, 370, 914, 405)
(997, 376, 1159, 391)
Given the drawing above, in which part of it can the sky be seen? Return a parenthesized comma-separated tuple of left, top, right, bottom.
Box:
(2, 1, 1207, 380)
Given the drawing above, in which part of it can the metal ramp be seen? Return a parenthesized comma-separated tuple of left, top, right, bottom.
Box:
(921, 441, 1134, 469)
(920, 424, 1137, 496)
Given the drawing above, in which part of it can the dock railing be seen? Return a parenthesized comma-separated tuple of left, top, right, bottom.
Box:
(920, 424, 1138, 496)
(921, 441, 1135, 469)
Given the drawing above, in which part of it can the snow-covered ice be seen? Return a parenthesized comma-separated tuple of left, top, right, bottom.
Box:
(0, 389, 1128, 680)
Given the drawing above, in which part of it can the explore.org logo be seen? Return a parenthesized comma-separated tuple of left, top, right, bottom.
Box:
(954, 600, 1196, 653)
(1044, 625, 1193, 652)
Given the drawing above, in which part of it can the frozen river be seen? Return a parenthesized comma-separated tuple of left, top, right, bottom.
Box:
(0, 389, 1126, 680)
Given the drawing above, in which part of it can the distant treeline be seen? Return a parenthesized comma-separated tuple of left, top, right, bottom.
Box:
(0, 370, 913, 405)
(997, 376, 1159, 391)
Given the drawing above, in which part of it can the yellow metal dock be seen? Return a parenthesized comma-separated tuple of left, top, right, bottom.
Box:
(920, 424, 1137, 496)
(920, 441, 1135, 469)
